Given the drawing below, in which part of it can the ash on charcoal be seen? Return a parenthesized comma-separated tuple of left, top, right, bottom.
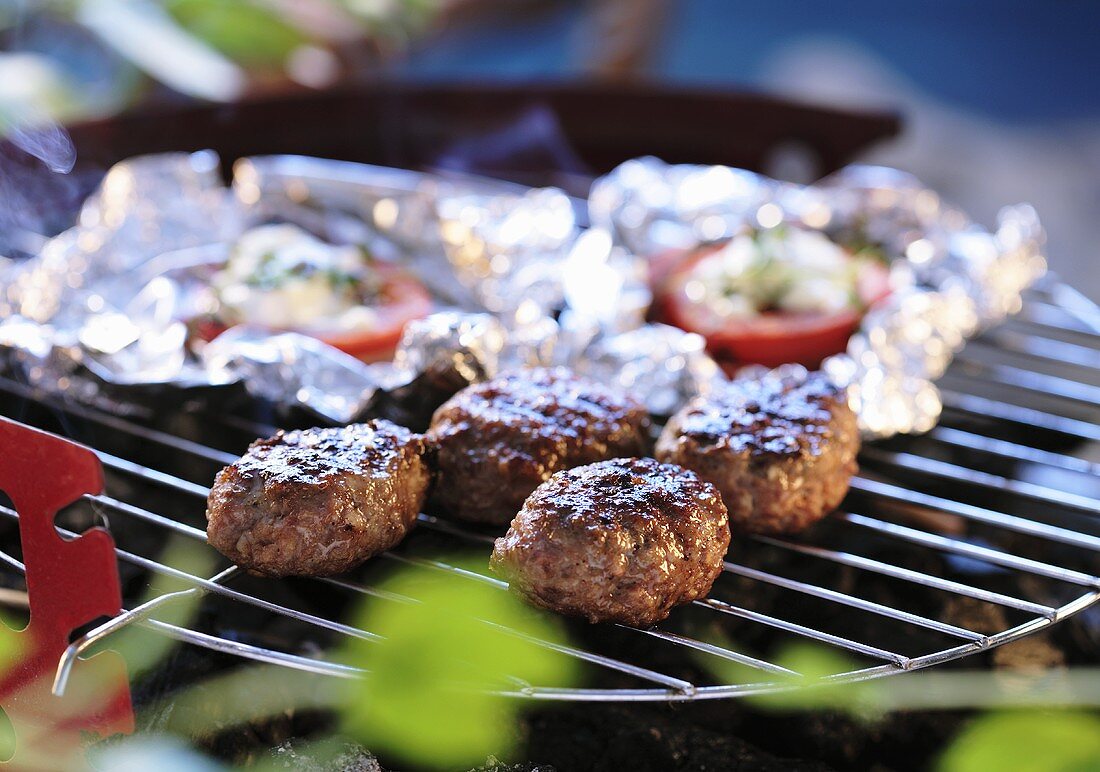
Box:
(268, 739, 382, 771)
(473, 756, 555, 772)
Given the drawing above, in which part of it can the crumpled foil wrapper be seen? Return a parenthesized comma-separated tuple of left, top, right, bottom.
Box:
(1, 152, 1044, 436)
(0, 153, 242, 402)
(591, 157, 1046, 438)
(6, 151, 240, 325)
(589, 157, 779, 254)
(0, 153, 712, 424)
(572, 323, 723, 416)
(380, 312, 719, 421)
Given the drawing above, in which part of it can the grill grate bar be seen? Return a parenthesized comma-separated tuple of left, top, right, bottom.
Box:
(319, 574, 422, 606)
(0, 503, 385, 643)
(210, 411, 283, 438)
(944, 360, 1100, 406)
(411, 514, 985, 647)
(756, 536, 1057, 617)
(940, 391, 1100, 441)
(89, 493, 207, 540)
(138, 618, 366, 679)
(696, 598, 912, 668)
(634, 629, 799, 676)
(82, 490, 708, 691)
(1034, 281, 1100, 333)
(0, 587, 28, 608)
(721, 562, 987, 643)
(416, 514, 496, 544)
(973, 330, 1100, 369)
(377, 553, 697, 693)
(0, 549, 25, 573)
(97, 448, 213, 498)
(838, 512, 1100, 588)
(1, 286, 1098, 701)
(0, 377, 238, 465)
(481, 621, 697, 694)
(55, 567, 238, 693)
(859, 447, 1100, 516)
(84, 482, 790, 679)
(921, 425, 1100, 477)
(1012, 299, 1100, 337)
(83, 439, 1084, 652)
(848, 476, 1100, 551)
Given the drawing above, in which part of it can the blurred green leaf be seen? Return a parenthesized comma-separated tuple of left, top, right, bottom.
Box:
(0, 611, 27, 676)
(0, 708, 13, 763)
(747, 643, 882, 719)
(938, 711, 1100, 772)
(158, 665, 346, 740)
(339, 558, 578, 769)
(338, 0, 441, 42)
(164, 0, 306, 68)
(692, 636, 885, 720)
(0, 612, 22, 764)
(688, 626, 785, 688)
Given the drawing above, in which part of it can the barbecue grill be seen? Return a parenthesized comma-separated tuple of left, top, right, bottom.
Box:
(0, 274, 1096, 711)
(0, 86, 1096, 770)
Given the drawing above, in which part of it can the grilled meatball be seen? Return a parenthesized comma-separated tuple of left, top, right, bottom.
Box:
(426, 367, 651, 524)
(207, 420, 430, 576)
(655, 371, 859, 534)
(490, 457, 730, 627)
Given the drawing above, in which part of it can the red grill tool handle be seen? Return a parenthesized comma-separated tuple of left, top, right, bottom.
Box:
(0, 417, 134, 767)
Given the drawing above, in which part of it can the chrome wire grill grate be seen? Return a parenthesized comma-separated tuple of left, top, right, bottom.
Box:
(0, 277, 1097, 702)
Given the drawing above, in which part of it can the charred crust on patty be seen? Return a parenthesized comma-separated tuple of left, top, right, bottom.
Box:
(426, 367, 651, 525)
(490, 457, 730, 627)
(206, 419, 430, 577)
(656, 371, 859, 534)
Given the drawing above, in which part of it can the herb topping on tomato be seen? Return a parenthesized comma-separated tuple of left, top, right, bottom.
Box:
(653, 226, 890, 369)
(206, 224, 431, 362)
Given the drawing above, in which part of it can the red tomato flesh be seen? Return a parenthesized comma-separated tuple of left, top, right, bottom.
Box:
(652, 243, 890, 370)
(199, 263, 432, 363)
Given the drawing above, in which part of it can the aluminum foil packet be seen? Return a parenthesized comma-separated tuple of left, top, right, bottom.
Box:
(1, 153, 243, 404)
(0, 152, 714, 424)
(590, 157, 1046, 437)
(0, 152, 1044, 437)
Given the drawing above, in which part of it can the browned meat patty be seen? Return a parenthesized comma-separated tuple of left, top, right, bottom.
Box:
(206, 420, 430, 576)
(426, 367, 651, 525)
(490, 457, 730, 627)
(655, 371, 859, 534)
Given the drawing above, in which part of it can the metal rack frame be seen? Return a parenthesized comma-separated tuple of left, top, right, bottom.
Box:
(0, 278, 1097, 703)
